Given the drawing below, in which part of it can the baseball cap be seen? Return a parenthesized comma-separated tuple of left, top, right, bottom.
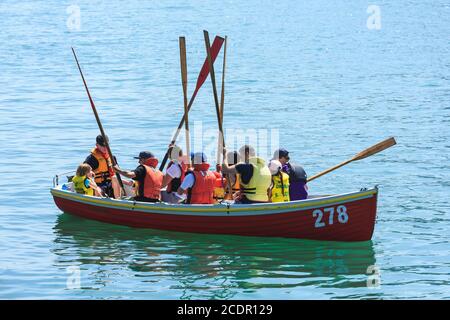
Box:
(134, 151, 155, 159)
(272, 148, 289, 160)
(269, 159, 282, 175)
(191, 152, 207, 164)
(96, 134, 109, 147)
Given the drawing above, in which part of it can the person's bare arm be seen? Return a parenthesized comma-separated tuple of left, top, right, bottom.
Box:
(176, 186, 185, 196)
(113, 165, 136, 179)
(162, 174, 173, 188)
(221, 148, 238, 174)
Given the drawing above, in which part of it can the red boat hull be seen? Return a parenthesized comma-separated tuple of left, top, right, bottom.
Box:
(51, 187, 378, 242)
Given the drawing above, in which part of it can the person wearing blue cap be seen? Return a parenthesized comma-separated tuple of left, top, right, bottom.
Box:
(113, 151, 163, 203)
(272, 148, 308, 200)
(177, 152, 216, 204)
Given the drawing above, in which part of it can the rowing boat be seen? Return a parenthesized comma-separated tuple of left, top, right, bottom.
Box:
(50, 181, 378, 242)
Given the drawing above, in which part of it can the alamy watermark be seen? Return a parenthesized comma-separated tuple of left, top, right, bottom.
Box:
(366, 265, 381, 288)
(171, 121, 280, 163)
(66, 266, 81, 289)
(367, 5, 381, 30)
(66, 5, 81, 32)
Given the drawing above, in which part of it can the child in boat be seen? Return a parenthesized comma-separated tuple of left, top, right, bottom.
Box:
(268, 160, 290, 203)
(272, 148, 308, 200)
(72, 163, 103, 197)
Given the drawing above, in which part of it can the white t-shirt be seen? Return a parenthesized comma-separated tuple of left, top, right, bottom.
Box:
(166, 162, 182, 179)
(180, 171, 209, 190)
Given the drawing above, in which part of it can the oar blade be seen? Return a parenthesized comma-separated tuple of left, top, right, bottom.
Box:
(195, 36, 225, 93)
(353, 137, 397, 161)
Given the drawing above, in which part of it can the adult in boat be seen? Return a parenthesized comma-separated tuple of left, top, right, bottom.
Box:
(272, 148, 308, 200)
(222, 145, 272, 204)
(268, 160, 290, 203)
(113, 151, 163, 203)
(83, 135, 121, 198)
(72, 163, 103, 197)
(222, 150, 241, 199)
(177, 152, 216, 204)
(161, 145, 188, 204)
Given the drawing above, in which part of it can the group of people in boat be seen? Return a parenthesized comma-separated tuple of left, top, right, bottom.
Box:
(72, 135, 308, 204)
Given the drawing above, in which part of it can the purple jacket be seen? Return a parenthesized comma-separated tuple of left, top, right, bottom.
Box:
(282, 163, 308, 200)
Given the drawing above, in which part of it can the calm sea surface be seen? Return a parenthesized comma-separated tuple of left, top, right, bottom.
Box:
(0, 0, 449, 299)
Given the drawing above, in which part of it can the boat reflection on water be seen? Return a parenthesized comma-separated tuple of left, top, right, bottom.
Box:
(53, 213, 377, 299)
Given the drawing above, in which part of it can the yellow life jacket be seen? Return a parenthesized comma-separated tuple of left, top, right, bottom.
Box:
(91, 148, 112, 184)
(72, 175, 94, 196)
(240, 157, 272, 202)
(271, 172, 290, 202)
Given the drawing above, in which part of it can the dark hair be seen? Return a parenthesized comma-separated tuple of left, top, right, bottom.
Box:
(239, 145, 255, 157)
(96, 134, 109, 147)
(226, 151, 240, 165)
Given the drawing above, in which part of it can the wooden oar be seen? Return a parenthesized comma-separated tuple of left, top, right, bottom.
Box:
(204, 31, 233, 200)
(159, 36, 225, 171)
(179, 37, 190, 167)
(307, 137, 397, 183)
(204, 30, 226, 154)
(216, 36, 233, 198)
(216, 36, 228, 165)
(71, 47, 126, 195)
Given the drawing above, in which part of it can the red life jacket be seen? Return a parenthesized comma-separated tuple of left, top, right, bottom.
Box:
(140, 164, 163, 200)
(166, 161, 187, 193)
(187, 168, 216, 204)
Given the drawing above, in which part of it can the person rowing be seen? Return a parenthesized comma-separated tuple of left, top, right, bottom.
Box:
(222, 145, 272, 204)
(272, 148, 308, 200)
(83, 135, 121, 198)
(177, 152, 216, 204)
(161, 144, 188, 204)
(113, 151, 163, 203)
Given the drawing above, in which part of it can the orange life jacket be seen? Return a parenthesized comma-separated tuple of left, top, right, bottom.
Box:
(91, 148, 114, 184)
(213, 171, 227, 199)
(232, 174, 240, 192)
(137, 165, 163, 200)
(187, 169, 216, 204)
(166, 161, 187, 193)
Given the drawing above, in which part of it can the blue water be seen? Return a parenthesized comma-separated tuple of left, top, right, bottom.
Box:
(1, 0, 449, 299)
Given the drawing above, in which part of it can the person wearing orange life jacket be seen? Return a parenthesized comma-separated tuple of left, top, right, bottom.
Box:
(83, 135, 121, 198)
(177, 152, 216, 204)
(114, 151, 163, 203)
(212, 169, 225, 200)
(161, 145, 188, 203)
